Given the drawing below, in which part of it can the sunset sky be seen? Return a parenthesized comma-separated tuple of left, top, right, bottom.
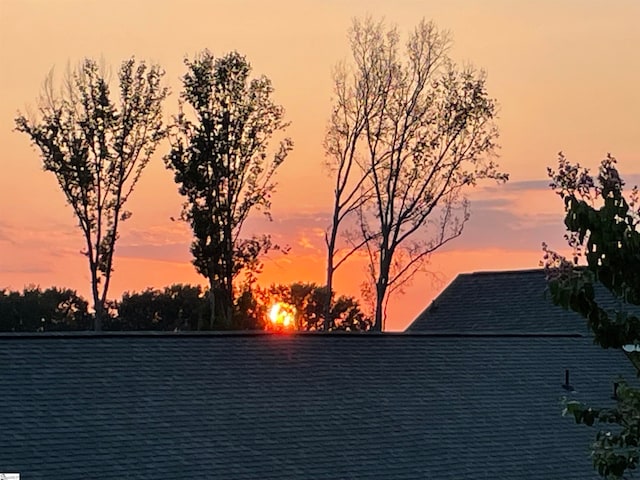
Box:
(0, 0, 638, 331)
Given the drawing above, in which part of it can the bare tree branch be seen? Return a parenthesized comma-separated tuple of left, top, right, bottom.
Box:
(327, 17, 507, 331)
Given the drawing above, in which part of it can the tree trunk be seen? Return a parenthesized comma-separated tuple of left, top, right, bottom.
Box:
(221, 289, 232, 329)
(373, 282, 385, 332)
(324, 217, 340, 331)
(90, 265, 103, 331)
(207, 286, 216, 330)
(324, 256, 334, 331)
(94, 303, 104, 331)
(373, 255, 390, 332)
(207, 280, 233, 330)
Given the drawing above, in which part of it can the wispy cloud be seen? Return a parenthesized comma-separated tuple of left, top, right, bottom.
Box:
(3, 175, 631, 294)
(118, 222, 193, 247)
(0, 178, 570, 270)
(116, 243, 192, 263)
(0, 224, 15, 245)
(0, 264, 53, 274)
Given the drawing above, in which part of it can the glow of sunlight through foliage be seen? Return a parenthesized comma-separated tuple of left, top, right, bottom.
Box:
(268, 302, 296, 331)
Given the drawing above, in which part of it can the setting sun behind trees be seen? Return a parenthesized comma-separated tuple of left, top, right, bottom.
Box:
(267, 302, 297, 331)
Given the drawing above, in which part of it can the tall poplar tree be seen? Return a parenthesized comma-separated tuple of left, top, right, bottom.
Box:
(15, 58, 168, 330)
(166, 50, 292, 328)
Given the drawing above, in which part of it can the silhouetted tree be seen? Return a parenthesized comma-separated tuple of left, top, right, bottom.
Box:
(166, 50, 292, 329)
(322, 29, 377, 330)
(111, 284, 208, 331)
(103, 282, 266, 332)
(325, 17, 507, 331)
(232, 282, 267, 330)
(0, 286, 91, 331)
(15, 58, 168, 330)
(544, 153, 640, 479)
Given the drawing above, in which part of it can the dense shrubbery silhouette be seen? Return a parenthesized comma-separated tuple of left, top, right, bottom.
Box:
(0, 287, 91, 332)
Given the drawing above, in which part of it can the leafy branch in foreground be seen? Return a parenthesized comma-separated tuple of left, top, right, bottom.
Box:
(544, 152, 640, 479)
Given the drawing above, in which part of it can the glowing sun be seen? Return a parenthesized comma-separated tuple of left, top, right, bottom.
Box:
(268, 302, 296, 330)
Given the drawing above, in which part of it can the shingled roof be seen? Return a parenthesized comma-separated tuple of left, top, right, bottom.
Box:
(0, 332, 635, 479)
(407, 268, 640, 334)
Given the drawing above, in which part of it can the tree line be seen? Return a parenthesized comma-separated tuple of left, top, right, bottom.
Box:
(13, 17, 506, 331)
(0, 282, 371, 332)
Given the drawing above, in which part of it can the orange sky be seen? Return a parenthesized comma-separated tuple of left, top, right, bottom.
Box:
(0, 0, 639, 331)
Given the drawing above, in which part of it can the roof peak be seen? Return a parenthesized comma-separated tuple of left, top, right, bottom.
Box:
(459, 266, 589, 278)
(461, 268, 545, 277)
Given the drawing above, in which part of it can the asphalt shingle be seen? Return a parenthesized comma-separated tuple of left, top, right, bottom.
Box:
(407, 269, 640, 333)
(0, 332, 635, 479)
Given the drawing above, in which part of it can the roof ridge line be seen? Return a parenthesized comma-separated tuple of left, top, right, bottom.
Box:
(0, 331, 587, 340)
(464, 268, 545, 276)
